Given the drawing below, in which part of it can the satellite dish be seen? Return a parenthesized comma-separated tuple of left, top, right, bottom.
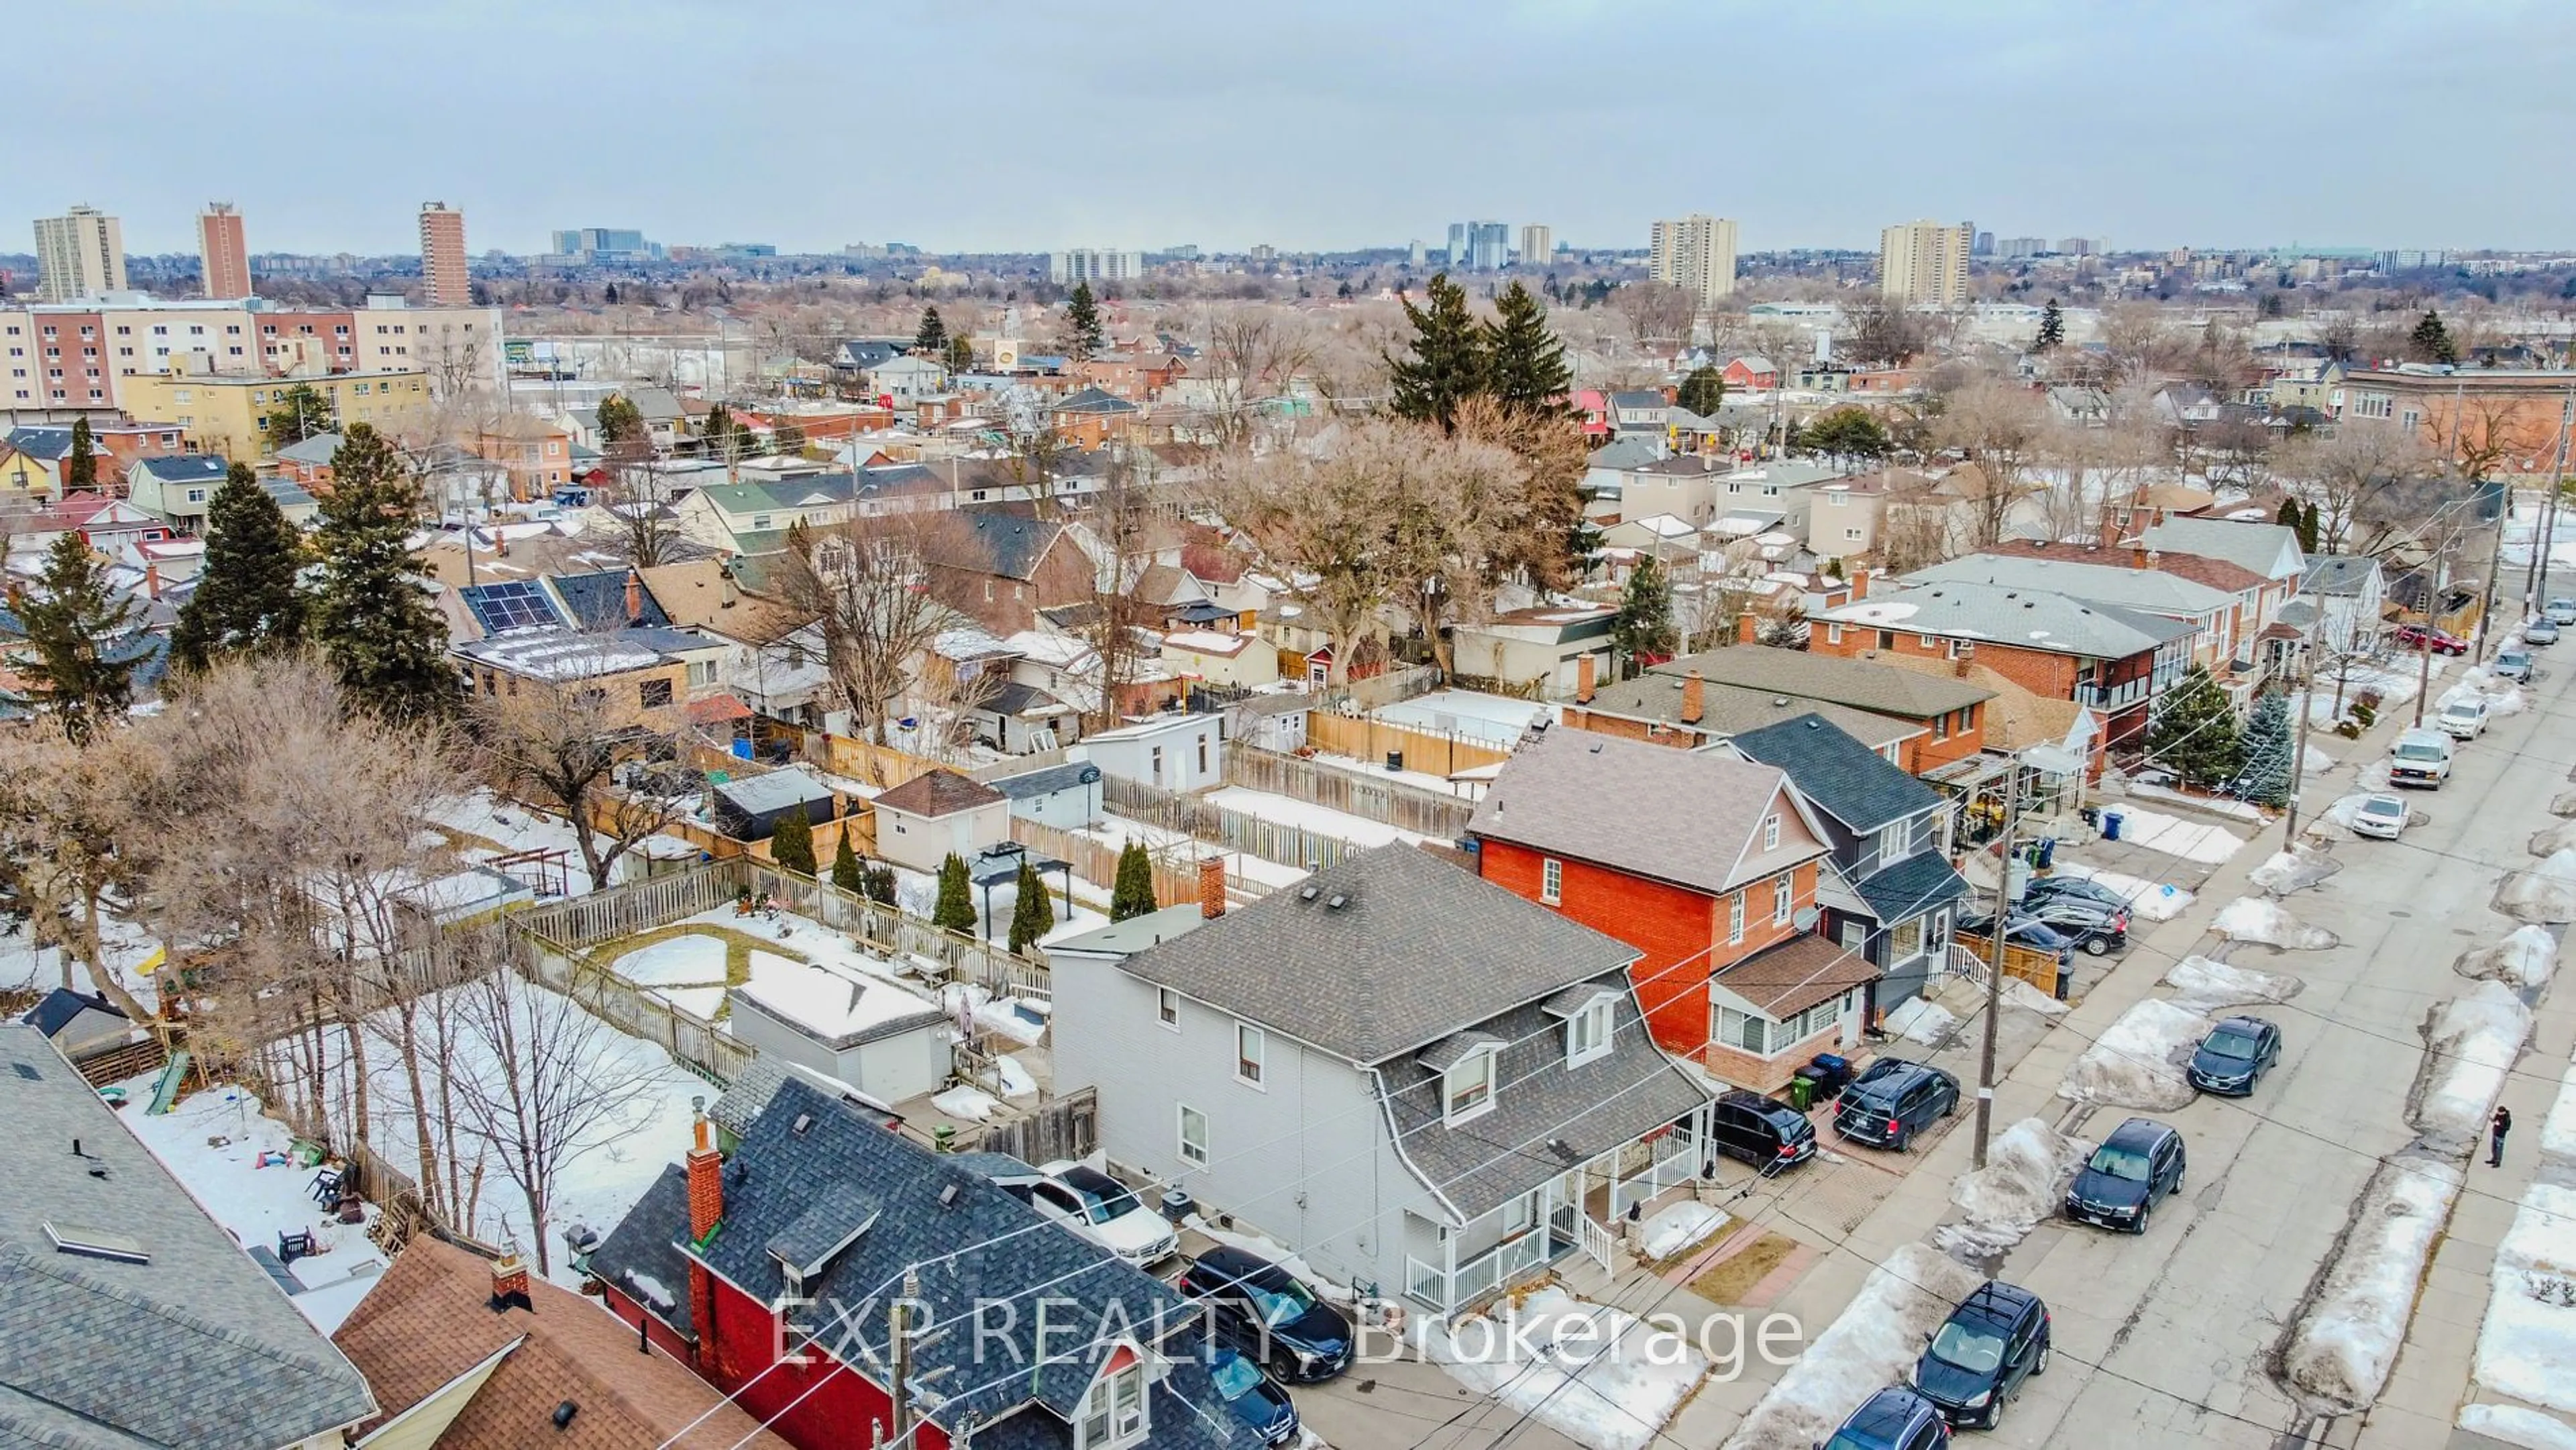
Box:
(1793, 905, 1821, 932)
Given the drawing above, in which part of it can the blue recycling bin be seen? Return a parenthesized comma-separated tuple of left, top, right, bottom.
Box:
(2035, 837, 2057, 870)
(2101, 810, 2123, 841)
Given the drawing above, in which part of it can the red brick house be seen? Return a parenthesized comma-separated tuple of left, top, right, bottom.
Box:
(1593, 631, 1996, 776)
(917, 509, 1098, 635)
(1468, 727, 1870, 1090)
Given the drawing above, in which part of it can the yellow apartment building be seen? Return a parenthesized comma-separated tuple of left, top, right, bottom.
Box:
(117, 367, 431, 462)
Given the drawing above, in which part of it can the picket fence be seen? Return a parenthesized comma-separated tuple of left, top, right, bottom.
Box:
(1223, 745, 1479, 839)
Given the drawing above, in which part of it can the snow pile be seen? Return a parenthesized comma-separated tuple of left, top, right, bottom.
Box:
(1205, 786, 1427, 849)
(2489, 686, 2532, 718)
(2355, 759, 2394, 792)
(993, 1054, 1039, 1099)
(1719, 1243, 1984, 1450)
(1424, 1285, 1709, 1450)
(2455, 926, 2561, 990)
(971, 994, 1051, 1045)
(2302, 744, 2337, 775)
(2408, 982, 2531, 1153)
(2213, 896, 2341, 950)
(2459, 1405, 2576, 1450)
(2127, 783, 2263, 823)
(2278, 1155, 2465, 1415)
(2163, 955, 2304, 1014)
(2470, 1182, 2576, 1415)
(2555, 792, 2576, 818)
(2059, 998, 2210, 1110)
(2547, 1064, 2576, 1171)
(1187, 1215, 1355, 1302)
(2498, 850, 2576, 925)
(1933, 1118, 2092, 1263)
(2248, 849, 2339, 896)
(2530, 819, 2576, 857)
(1638, 1201, 1729, 1261)
(2003, 978, 2070, 1016)
(2103, 806, 2247, 864)
(1886, 996, 1957, 1046)
(931, 1085, 1000, 1121)
(2051, 864, 2194, 921)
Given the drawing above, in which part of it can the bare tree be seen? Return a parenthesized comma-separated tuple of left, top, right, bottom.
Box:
(1841, 293, 1926, 368)
(774, 515, 945, 745)
(1077, 450, 1158, 731)
(1934, 379, 2051, 547)
(2280, 427, 2439, 554)
(605, 455, 686, 567)
(0, 731, 150, 1019)
(1213, 424, 1411, 687)
(1195, 305, 1317, 449)
(469, 650, 695, 892)
(1612, 281, 1699, 352)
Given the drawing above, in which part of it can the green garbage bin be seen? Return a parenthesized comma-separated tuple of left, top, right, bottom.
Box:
(1786, 1073, 1817, 1112)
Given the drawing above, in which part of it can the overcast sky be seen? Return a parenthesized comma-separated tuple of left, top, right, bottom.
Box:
(14, 1, 2573, 257)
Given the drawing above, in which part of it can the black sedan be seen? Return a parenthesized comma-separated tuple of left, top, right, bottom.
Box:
(2063, 1118, 2186, 1233)
(1177, 1246, 1354, 1382)
(1913, 1282, 2051, 1429)
(2009, 895, 2129, 956)
(1205, 1347, 1299, 1447)
(2187, 1016, 2282, 1096)
(2021, 875, 2130, 913)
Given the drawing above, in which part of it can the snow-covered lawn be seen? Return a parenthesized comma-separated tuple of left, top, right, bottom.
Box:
(2498, 851, 2576, 925)
(1306, 750, 1480, 797)
(1422, 1285, 1711, 1450)
(2059, 998, 2209, 1110)
(2471, 1181, 2576, 1415)
(1637, 1201, 1728, 1261)
(2213, 896, 2341, 950)
(2459, 1404, 2576, 1450)
(1933, 1117, 2091, 1262)
(2163, 955, 2304, 1015)
(932, 1084, 1001, 1121)
(2127, 782, 2263, 823)
(608, 933, 733, 987)
(2458, 927, 2561, 991)
(2410, 983, 2530, 1153)
(1373, 689, 1557, 747)
(117, 1080, 390, 1332)
(2049, 864, 2194, 921)
(2278, 1155, 2464, 1415)
(1204, 786, 1429, 849)
(2102, 806, 2247, 864)
(2248, 849, 2339, 896)
(1719, 1243, 1984, 1450)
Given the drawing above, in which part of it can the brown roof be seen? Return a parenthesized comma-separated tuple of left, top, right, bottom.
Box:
(1713, 933, 1878, 1017)
(1868, 651, 2090, 754)
(1648, 644, 1993, 720)
(638, 558, 816, 643)
(1576, 676, 1923, 752)
(875, 768, 1007, 818)
(332, 1238, 792, 1449)
(1982, 538, 2264, 594)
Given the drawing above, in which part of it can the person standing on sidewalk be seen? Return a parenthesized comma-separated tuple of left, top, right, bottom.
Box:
(2491, 1105, 2514, 1167)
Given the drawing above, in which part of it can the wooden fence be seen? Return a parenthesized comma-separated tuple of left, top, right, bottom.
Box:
(979, 1086, 1099, 1166)
(1007, 817, 1274, 910)
(822, 735, 951, 790)
(1101, 773, 1363, 872)
(1303, 712, 1511, 780)
(519, 929, 757, 1088)
(1224, 745, 1480, 839)
(1319, 662, 1441, 713)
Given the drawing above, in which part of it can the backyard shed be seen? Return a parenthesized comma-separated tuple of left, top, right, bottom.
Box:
(709, 766, 841, 842)
(988, 760, 1103, 827)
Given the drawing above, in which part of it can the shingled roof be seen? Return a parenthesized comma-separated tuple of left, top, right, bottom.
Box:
(1727, 713, 1942, 833)
(1646, 644, 1992, 720)
(875, 768, 1007, 818)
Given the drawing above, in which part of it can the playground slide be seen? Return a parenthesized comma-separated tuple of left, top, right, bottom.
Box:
(145, 1049, 191, 1115)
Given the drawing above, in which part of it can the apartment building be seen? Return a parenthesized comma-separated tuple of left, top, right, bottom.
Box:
(1650, 213, 1738, 301)
(2333, 366, 2575, 473)
(1878, 219, 1975, 306)
(1048, 248, 1142, 284)
(199, 203, 250, 299)
(1519, 223, 1552, 266)
(32, 205, 125, 301)
(0, 295, 500, 411)
(418, 201, 469, 305)
(119, 367, 431, 461)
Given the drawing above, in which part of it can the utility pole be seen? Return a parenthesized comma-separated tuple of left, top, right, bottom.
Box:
(2526, 384, 2573, 612)
(1972, 759, 2024, 1170)
(2412, 543, 2444, 728)
(2284, 607, 2320, 840)
(888, 1286, 914, 1443)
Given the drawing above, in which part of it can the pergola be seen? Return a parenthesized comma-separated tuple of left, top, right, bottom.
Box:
(965, 841, 1073, 941)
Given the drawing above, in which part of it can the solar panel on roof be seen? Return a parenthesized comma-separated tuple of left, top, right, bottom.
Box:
(466, 580, 559, 634)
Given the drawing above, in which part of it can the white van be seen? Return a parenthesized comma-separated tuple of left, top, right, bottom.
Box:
(2390, 727, 2454, 788)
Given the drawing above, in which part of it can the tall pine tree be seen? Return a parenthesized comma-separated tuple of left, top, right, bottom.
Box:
(2235, 692, 2295, 807)
(831, 830, 863, 891)
(770, 803, 817, 876)
(932, 852, 977, 935)
(1481, 281, 1570, 417)
(2035, 299, 2065, 352)
(1061, 282, 1104, 360)
(1110, 840, 1157, 921)
(1008, 860, 1054, 953)
(18, 532, 142, 744)
(1676, 366, 1727, 417)
(1386, 272, 1486, 431)
(307, 424, 451, 719)
(64, 417, 97, 493)
(2145, 665, 2243, 789)
(2410, 309, 2459, 365)
(1610, 554, 1677, 675)
(914, 306, 948, 355)
(595, 393, 646, 461)
(263, 382, 337, 451)
(172, 462, 305, 671)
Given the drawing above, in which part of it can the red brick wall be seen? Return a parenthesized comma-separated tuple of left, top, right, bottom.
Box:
(1807, 623, 2082, 703)
(1560, 707, 1707, 749)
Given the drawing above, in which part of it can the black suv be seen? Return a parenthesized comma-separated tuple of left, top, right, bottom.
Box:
(2187, 1015, 2282, 1096)
(2063, 1117, 2186, 1233)
(1707, 1089, 1818, 1170)
(1913, 1282, 2051, 1429)
(1833, 1057, 1961, 1151)
(1176, 1246, 1354, 1382)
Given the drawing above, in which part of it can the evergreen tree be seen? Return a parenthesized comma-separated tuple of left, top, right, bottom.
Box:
(307, 424, 451, 719)
(770, 421, 808, 458)
(1385, 272, 1487, 431)
(945, 334, 975, 374)
(914, 306, 948, 354)
(1110, 840, 1158, 921)
(1610, 554, 1677, 675)
(2035, 299, 2065, 352)
(2275, 497, 2302, 531)
(64, 417, 97, 493)
(2145, 664, 2243, 788)
(1008, 860, 1054, 954)
(771, 804, 817, 876)
(2298, 499, 2321, 554)
(172, 462, 304, 671)
(1676, 366, 1727, 417)
(1481, 281, 1570, 417)
(863, 860, 898, 907)
(2410, 309, 2459, 365)
(831, 831, 863, 890)
(1061, 282, 1104, 360)
(2235, 692, 2296, 807)
(17, 532, 142, 745)
(595, 392, 646, 457)
(932, 852, 977, 934)
(1801, 406, 1891, 463)
(263, 382, 337, 451)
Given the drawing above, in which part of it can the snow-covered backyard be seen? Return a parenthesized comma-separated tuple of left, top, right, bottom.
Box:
(1373, 689, 1557, 747)
(1421, 1285, 1711, 1450)
(1719, 1243, 1984, 1450)
(1205, 786, 1432, 849)
(2277, 1156, 2465, 1415)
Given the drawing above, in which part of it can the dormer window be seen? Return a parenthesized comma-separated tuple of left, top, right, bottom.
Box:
(1566, 998, 1613, 1066)
(1445, 1050, 1495, 1121)
(1077, 1349, 1150, 1450)
(1878, 819, 1915, 864)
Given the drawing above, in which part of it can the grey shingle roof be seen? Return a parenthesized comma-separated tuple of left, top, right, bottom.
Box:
(1851, 849, 1969, 923)
(2302, 554, 2380, 597)
(1117, 845, 1640, 1064)
(1727, 713, 1941, 833)
(926, 510, 1067, 582)
(2138, 515, 2303, 580)
(1646, 645, 1992, 719)
(0, 1025, 376, 1450)
(1468, 727, 1822, 895)
(1905, 554, 2238, 615)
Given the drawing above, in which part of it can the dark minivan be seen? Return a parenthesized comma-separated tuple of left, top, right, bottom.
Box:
(1833, 1058, 1961, 1152)
(1708, 1088, 1819, 1170)
(1913, 1282, 2051, 1429)
(1177, 1245, 1354, 1382)
(2063, 1117, 2186, 1233)
(1823, 1385, 1952, 1450)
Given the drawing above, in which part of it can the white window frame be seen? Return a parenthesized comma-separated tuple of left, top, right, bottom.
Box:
(1762, 813, 1780, 850)
(1772, 874, 1792, 926)
(1156, 987, 1179, 1031)
(1443, 1047, 1497, 1123)
(1889, 917, 1925, 962)
(1877, 818, 1913, 865)
(1565, 997, 1614, 1067)
(1540, 857, 1563, 905)
(1076, 1357, 1150, 1450)
(1235, 1023, 1265, 1088)
(1728, 891, 1746, 944)
(1718, 1006, 1768, 1056)
(1177, 1104, 1210, 1167)
(1827, 623, 1845, 645)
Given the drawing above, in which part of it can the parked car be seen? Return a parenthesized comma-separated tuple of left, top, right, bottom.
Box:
(1177, 1246, 1354, 1382)
(1833, 1058, 1962, 1152)
(2021, 875, 2131, 914)
(2351, 792, 2410, 841)
(2438, 696, 2489, 739)
(2063, 1118, 2186, 1233)
(1823, 1386, 1953, 1450)
(2388, 728, 2454, 788)
(1205, 1348, 1300, 1447)
(1006, 1163, 1181, 1266)
(2496, 647, 2536, 683)
(2004, 894, 2129, 956)
(2188, 1016, 2282, 1097)
(1955, 911, 2080, 967)
(1912, 1282, 2051, 1430)
(2393, 623, 2469, 656)
(1709, 1088, 1820, 1169)
(2548, 597, 2576, 626)
(2526, 617, 2562, 645)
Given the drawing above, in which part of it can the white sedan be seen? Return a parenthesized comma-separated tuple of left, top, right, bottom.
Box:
(2351, 793, 2410, 840)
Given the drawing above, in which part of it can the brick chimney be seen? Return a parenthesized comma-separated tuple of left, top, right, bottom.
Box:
(144, 561, 161, 599)
(1680, 670, 1705, 726)
(488, 1251, 533, 1312)
(1199, 856, 1227, 919)
(625, 568, 644, 625)
(1736, 611, 1759, 646)
(1953, 639, 1977, 676)
(1849, 568, 1870, 601)
(1576, 653, 1596, 705)
(686, 1107, 722, 1244)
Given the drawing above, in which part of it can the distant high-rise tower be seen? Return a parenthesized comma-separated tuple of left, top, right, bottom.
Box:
(419, 201, 470, 305)
(1878, 219, 1974, 306)
(1648, 214, 1738, 301)
(1444, 222, 1468, 268)
(1466, 221, 1509, 271)
(199, 203, 250, 299)
(1518, 225, 1552, 268)
(32, 205, 127, 301)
